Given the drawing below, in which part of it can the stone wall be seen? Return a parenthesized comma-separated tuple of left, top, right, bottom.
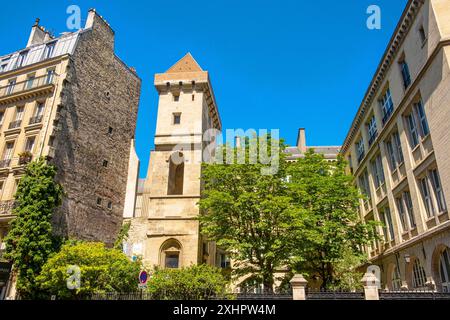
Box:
(51, 12, 141, 245)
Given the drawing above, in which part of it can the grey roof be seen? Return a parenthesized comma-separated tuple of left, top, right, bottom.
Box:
(0, 30, 81, 74)
(285, 146, 341, 160)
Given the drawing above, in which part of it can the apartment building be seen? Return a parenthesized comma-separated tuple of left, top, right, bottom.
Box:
(342, 0, 450, 292)
(0, 10, 141, 298)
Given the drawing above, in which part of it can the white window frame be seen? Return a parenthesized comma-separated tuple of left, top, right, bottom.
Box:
(419, 176, 435, 218)
(414, 100, 429, 137)
(367, 115, 377, 145)
(379, 88, 394, 124)
(430, 169, 447, 213)
(407, 113, 419, 148)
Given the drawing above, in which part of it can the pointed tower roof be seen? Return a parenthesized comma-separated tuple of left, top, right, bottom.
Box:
(166, 53, 203, 73)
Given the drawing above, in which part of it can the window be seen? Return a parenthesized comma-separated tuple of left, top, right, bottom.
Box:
(419, 176, 435, 218)
(430, 169, 447, 213)
(356, 138, 365, 163)
(367, 115, 378, 146)
(102, 160, 108, 167)
(25, 74, 35, 90)
(380, 207, 394, 242)
(392, 266, 402, 291)
(371, 154, 385, 189)
(386, 131, 404, 172)
(43, 42, 56, 60)
(167, 152, 184, 195)
(219, 254, 231, 269)
(358, 170, 371, 200)
(107, 201, 112, 210)
(45, 69, 55, 84)
(15, 106, 24, 121)
(165, 253, 179, 268)
(379, 88, 394, 125)
(161, 239, 181, 269)
(412, 259, 427, 288)
(0, 112, 4, 125)
(173, 113, 181, 125)
(396, 197, 408, 232)
(406, 113, 419, 148)
(96, 197, 102, 206)
(6, 79, 16, 95)
(414, 100, 429, 136)
(1, 142, 14, 167)
(399, 59, 411, 89)
(24, 136, 36, 152)
(192, 94, 195, 101)
(16, 51, 28, 68)
(419, 25, 427, 44)
(393, 131, 404, 164)
(403, 191, 416, 228)
(440, 248, 450, 292)
(173, 93, 180, 102)
(108, 127, 113, 135)
(32, 102, 45, 123)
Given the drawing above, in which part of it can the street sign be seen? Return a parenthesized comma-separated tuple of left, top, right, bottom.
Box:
(138, 270, 148, 289)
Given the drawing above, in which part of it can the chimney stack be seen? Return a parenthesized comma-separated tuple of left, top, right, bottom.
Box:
(27, 18, 53, 47)
(297, 128, 307, 154)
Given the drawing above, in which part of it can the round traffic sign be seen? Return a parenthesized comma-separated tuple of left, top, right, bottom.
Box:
(139, 270, 148, 284)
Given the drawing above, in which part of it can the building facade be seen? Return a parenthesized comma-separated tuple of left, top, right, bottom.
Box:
(125, 54, 230, 270)
(286, 128, 340, 161)
(342, 0, 450, 292)
(0, 10, 141, 298)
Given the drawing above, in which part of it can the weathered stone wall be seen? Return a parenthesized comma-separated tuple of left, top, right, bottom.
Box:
(51, 12, 141, 245)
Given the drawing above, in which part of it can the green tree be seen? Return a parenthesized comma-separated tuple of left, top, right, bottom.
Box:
(114, 221, 131, 251)
(199, 136, 301, 292)
(146, 265, 231, 300)
(36, 242, 141, 299)
(4, 158, 63, 298)
(287, 150, 379, 289)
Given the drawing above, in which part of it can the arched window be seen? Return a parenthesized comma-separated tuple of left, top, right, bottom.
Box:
(391, 265, 402, 291)
(439, 248, 450, 292)
(167, 152, 184, 195)
(412, 259, 427, 289)
(160, 239, 182, 269)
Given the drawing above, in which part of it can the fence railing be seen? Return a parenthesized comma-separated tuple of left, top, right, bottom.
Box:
(0, 74, 55, 98)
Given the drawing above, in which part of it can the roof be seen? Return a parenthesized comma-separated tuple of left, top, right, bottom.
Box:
(0, 30, 81, 75)
(285, 146, 341, 160)
(166, 53, 203, 73)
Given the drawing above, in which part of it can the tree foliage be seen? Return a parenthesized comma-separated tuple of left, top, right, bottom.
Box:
(4, 158, 63, 298)
(146, 265, 231, 300)
(36, 242, 141, 299)
(199, 136, 301, 291)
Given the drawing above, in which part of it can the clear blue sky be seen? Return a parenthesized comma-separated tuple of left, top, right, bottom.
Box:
(0, 0, 408, 178)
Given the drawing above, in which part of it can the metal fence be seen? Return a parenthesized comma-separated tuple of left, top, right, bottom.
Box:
(379, 290, 450, 300)
(306, 289, 365, 300)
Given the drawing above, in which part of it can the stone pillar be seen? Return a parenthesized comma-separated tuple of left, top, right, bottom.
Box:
(290, 274, 308, 300)
(361, 272, 380, 300)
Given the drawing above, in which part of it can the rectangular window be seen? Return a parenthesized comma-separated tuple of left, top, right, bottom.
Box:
(25, 74, 35, 90)
(2, 142, 14, 161)
(16, 51, 28, 68)
(379, 88, 394, 125)
(403, 191, 416, 228)
(43, 42, 56, 60)
(414, 100, 429, 136)
(173, 113, 181, 125)
(371, 155, 385, 189)
(15, 106, 24, 121)
(407, 113, 419, 148)
(386, 140, 397, 171)
(419, 177, 435, 218)
(0, 112, 4, 125)
(356, 139, 365, 164)
(358, 170, 371, 200)
(367, 115, 378, 146)
(24, 136, 36, 152)
(45, 69, 55, 84)
(396, 197, 408, 232)
(6, 79, 16, 95)
(173, 94, 180, 102)
(419, 25, 427, 44)
(393, 131, 404, 164)
(35, 102, 45, 118)
(430, 169, 447, 213)
(400, 60, 411, 89)
(384, 208, 395, 241)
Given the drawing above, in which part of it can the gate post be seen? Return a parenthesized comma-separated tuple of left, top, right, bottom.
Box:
(361, 272, 379, 300)
(290, 274, 308, 300)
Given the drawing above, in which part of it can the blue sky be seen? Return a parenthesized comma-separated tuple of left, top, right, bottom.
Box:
(0, 0, 408, 177)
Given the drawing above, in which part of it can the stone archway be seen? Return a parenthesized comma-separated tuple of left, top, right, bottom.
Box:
(159, 238, 182, 269)
(431, 244, 450, 292)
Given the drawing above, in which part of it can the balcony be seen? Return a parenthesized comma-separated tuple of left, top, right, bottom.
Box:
(0, 200, 16, 216)
(29, 115, 43, 125)
(0, 159, 11, 169)
(0, 74, 56, 105)
(8, 120, 22, 130)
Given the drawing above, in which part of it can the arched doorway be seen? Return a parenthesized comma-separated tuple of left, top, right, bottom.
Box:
(160, 239, 182, 269)
(439, 248, 450, 292)
(167, 152, 184, 195)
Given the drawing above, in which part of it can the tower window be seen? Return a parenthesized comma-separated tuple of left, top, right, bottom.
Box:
(173, 113, 181, 125)
(102, 160, 108, 167)
(167, 152, 184, 195)
(192, 94, 195, 101)
(108, 126, 113, 135)
(173, 94, 180, 102)
(107, 201, 112, 210)
(96, 197, 102, 206)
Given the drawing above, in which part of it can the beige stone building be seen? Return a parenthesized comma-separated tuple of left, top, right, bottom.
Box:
(125, 54, 230, 270)
(342, 0, 450, 292)
(0, 10, 141, 298)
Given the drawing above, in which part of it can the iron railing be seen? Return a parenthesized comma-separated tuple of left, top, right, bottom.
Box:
(0, 200, 16, 216)
(0, 74, 55, 98)
(29, 115, 43, 125)
(0, 159, 11, 169)
(306, 289, 365, 300)
(380, 289, 450, 300)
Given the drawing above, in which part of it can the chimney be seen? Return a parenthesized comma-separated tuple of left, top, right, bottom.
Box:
(27, 18, 48, 47)
(296, 128, 307, 154)
(85, 9, 96, 29)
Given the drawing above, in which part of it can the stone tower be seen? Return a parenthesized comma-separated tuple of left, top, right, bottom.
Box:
(126, 53, 222, 269)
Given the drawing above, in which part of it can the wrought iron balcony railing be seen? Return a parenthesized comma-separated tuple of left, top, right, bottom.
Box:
(0, 73, 55, 99)
(29, 115, 43, 125)
(0, 200, 16, 216)
(8, 120, 22, 130)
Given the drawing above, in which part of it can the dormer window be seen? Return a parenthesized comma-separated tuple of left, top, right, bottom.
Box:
(43, 42, 56, 60)
(16, 50, 28, 68)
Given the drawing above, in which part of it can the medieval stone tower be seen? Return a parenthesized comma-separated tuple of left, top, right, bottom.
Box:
(126, 53, 223, 269)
